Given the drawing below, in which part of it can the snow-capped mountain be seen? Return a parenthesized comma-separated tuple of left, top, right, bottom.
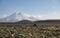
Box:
(0, 12, 18, 22)
(16, 12, 40, 21)
(0, 12, 40, 22)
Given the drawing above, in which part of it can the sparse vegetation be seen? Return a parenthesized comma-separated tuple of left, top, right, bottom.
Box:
(0, 24, 60, 38)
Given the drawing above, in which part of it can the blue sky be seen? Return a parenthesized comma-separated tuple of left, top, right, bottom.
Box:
(0, 0, 60, 19)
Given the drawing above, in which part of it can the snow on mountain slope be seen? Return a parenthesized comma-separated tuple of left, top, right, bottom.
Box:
(0, 12, 18, 22)
(0, 12, 41, 22)
(16, 12, 41, 21)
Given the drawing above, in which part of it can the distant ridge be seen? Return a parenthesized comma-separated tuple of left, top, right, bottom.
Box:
(15, 20, 33, 24)
(0, 20, 60, 24)
(34, 20, 60, 22)
(34, 20, 60, 24)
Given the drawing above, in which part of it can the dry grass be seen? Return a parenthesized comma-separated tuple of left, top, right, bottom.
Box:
(0, 24, 60, 38)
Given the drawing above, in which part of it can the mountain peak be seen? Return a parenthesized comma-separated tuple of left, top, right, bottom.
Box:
(0, 12, 41, 22)
(0, 12, 18, 22)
